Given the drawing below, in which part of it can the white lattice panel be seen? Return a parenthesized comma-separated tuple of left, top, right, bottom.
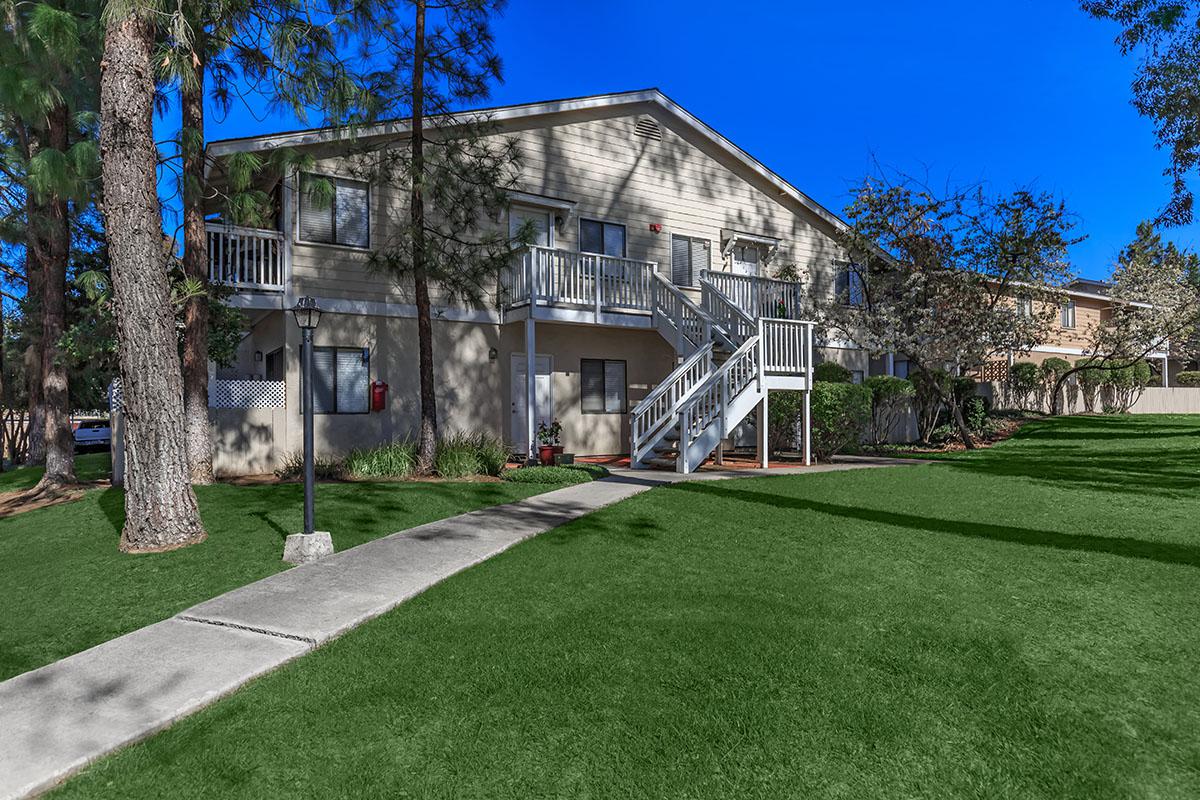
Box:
(209, 380, 287, 409)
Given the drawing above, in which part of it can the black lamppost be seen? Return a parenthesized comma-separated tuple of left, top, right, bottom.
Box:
(283, 296, 333, 564)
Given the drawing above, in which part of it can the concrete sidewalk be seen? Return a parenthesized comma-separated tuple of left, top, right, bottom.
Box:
(0, 456, 920, 799)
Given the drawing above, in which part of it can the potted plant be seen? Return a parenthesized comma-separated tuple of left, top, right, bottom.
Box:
(536, 419, 563, 465)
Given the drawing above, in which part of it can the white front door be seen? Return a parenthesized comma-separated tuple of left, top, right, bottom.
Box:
(509, 205, 553, 247)
(511, 354, 552, 453)
(731, 244, 760, 277)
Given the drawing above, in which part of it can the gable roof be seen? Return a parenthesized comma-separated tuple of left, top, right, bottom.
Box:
(206, 88, 851, 234)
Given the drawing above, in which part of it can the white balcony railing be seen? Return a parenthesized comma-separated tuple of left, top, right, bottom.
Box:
(207, 223, 285, 291)
(700, 269, 804, 320)
(501, 246, 657, 313)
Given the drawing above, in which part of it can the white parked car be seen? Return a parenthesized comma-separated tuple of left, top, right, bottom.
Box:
(73, 419, 112, 449)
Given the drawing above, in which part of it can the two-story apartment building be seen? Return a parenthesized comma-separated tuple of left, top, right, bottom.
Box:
(974, 278, 1178, 389)
(203, 89, 866, 475)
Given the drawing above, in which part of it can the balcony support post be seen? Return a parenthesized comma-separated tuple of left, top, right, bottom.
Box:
(525, 316, 537, 465)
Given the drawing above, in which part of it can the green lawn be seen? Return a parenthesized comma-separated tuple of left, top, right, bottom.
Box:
(0, 451, 113, 493)
(0, 472, 558, 681)
(54, 415, 1200, 798)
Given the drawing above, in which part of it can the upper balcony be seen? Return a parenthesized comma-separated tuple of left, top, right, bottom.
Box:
(207, 223, 285, 292)
(500, 245, 657, 318)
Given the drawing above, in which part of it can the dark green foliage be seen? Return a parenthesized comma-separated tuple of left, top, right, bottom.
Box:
(1076, 358, 1103, 412)
(500, 464, 609, 485)
(963, 396, 989, 433)
(813, 361, 852, 384)
(810, 381, 872, 461)
(1008, 361, 1040, 410)
(910, 368, 950, 442)
(1176, 371, 1200, 386)
(767, 390, 804, 454)
(865, 375, 915, 445)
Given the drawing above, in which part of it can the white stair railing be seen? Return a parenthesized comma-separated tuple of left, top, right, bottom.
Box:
(651, 273, 713, 355)
(701, 270, 804, 320)
(700, 280, 756, 345)
(630, 342, 714, 464)
(759, 318, 814, 376)
(677, 336, 761, 473)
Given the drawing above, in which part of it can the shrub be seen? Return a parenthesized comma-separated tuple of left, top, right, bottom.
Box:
(274, 450, 346, 481)
(345, 439, 418, 478)
(864, 375, 915, 446)
(767, 390, 804, 454)
(434, 431, 483, 478)
(1177, 371, 1200, 387)
(810, 381, 871, 461)
(1040, 357, 1071, 413)
(500, 464, 609, 485)
(1105, 361, 1152, 412)
(1076, 359, 1102, 412)
(1008, 361, 1039, 410)
(813, 361, 852, 384)
(963, 396, 988, 433)
(910, 368, 949, 443)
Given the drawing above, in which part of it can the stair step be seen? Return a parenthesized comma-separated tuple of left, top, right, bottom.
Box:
(646, 457, 677, 469)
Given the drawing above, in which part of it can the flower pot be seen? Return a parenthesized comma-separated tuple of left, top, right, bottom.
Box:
(538, 445, 556, 466)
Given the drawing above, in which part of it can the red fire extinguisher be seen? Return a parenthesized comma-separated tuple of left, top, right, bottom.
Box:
(370, 380, 388, 412)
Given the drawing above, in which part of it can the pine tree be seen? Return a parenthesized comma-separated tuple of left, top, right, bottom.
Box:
(99, 0, 206, 551)
(0, 0, 102, 488)
(345, 0, 517, 474)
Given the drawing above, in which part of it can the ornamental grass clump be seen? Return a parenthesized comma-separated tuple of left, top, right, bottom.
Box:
(345, 440, 418, 478)
(274, 450, 347, 481)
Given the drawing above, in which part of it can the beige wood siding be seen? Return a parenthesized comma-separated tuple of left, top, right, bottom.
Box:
(287, 104, 846, 305)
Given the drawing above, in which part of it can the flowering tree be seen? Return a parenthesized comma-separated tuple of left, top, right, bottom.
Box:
(820, 174, 1078, 447)
(1048, 225, 1200, 414)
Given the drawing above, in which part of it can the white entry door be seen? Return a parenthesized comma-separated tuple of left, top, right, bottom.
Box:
(731, 244, 760, 277)
(511, 355, 552, 453)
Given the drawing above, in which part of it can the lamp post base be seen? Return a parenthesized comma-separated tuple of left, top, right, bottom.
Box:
(283, 532, 334, 565)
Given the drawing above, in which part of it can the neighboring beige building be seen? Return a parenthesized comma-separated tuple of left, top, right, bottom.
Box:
(203, 89, 867, 475)
(977, 278, 1179, 387)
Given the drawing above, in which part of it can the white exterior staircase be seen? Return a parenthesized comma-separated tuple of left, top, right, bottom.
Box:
(631, 271, 814, 473)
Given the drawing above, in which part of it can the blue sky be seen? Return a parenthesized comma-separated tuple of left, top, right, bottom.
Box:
(199, 0, 1197, 280)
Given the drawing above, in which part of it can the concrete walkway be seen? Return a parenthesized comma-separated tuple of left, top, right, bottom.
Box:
(0, 456, 920, 799)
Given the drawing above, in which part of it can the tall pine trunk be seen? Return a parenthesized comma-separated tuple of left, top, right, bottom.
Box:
(411, 0, 437, 474)
(181, 28, 213, 484)
(99, 4, 206, 552)
(36, 102, 76, 489)
(23, 184, 45, 466)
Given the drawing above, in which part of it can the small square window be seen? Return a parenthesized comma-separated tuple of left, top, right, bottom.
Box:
(581, 358, 627, 414)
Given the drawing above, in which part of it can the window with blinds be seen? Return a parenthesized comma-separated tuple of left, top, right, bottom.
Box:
(299, 173, 370, 248)
(308, 347, 370, 414)
(581, 358, 627, 414)
(671, 234, 709, 286)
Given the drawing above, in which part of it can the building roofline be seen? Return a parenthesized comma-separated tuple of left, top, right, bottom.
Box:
(206, 88, 851, 234)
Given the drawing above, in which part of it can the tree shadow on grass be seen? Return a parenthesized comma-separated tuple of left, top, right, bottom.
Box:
(668, 480, 1200, 570)
(97, 487, 124, 537)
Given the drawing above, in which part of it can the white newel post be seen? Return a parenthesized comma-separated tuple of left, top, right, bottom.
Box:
(1163, 355, 1170, 388)
(757, 394, 769, 469)
(525, 317, 536, 464)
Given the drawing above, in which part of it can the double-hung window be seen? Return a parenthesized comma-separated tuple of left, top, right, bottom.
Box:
(1016, 296, 1033, 318)
(299, 173, 370, 248)
(836, 266, 865, 307)
(581, 358, 627, 414)
(310, 347, 370, 414)
(1061, 301, 1076, 329)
